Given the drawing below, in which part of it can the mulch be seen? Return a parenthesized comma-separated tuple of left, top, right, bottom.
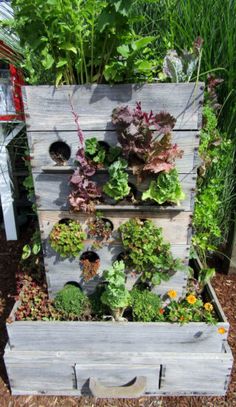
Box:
(0, 226, 235, 407)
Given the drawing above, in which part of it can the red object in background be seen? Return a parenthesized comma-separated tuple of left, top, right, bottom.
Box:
(0, 63, 24, 122)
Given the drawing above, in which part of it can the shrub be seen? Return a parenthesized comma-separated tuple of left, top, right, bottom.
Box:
(54, 284, 89, 318)
(49, 220, 86, 257)
(130, 288, 164, 322)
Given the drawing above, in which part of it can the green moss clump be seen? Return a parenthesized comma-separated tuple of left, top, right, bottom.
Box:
(130, 288, 164, 322)
(54, 284, 89, 318)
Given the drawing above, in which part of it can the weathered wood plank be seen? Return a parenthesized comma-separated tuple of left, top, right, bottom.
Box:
(45, 262, 187, 298)
(76, 364, 160, 396)
(23, 83, 204, 131)
(28, 130, 200, 174)
(33, 172, 196, 212)
(38, 210, 192, 245)
(4, 345, 232, 396)
(7, 319, 229, 353)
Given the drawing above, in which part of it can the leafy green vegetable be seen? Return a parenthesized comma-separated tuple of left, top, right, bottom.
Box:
(192, 104, 235, 263)
(119, 218, 184, 285)
(101, 260, 130, 320)
(85, 138, 106, 165)
(103, 158, 130, 200)
(142, 168, 185, 205)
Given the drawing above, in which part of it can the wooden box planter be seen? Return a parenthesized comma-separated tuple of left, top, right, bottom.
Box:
(24, 83, 203, 297)
(4, 83, 233, 397)
(4, 283, 233, 397)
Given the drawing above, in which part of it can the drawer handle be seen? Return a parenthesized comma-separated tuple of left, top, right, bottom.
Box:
(89, 376, 147, 398)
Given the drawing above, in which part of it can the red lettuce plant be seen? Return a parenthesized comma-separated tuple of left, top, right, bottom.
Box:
(112, 102, 182, 176)
(69, 103, 101, 212)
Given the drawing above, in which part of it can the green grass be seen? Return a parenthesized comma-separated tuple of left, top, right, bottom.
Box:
(133, 0, 236, 134)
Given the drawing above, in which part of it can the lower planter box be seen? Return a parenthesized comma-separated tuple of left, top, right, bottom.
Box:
(4, 284, 233, 397)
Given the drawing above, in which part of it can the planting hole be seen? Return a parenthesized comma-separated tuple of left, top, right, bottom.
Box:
(64, 281, 81, 289)
(128, 182, 138, 199)
(49, 141, 71, 165)
(80, 251, 100, 281)
(98, 141, 110, 152)
(116, 252, 125, 262)
(88, 217, 114, 241)
(58, 218, 71, 225)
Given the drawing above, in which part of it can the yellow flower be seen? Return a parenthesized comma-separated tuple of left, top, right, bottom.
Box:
(204, 302, 213, 312)
(218, 327, 227, 335)
(186, 294, 197, 305)
(168, 290, 177, 299)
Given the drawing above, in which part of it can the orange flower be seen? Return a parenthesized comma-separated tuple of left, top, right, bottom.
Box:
(168, 290, 177, 299)
(218, 327, 227, 335)
(159, 308, 164, 315)
(186, 294, 197, 305)
(204, 302, 213, 312)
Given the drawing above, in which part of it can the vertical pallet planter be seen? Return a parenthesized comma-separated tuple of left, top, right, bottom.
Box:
(4, 83, 233, 396)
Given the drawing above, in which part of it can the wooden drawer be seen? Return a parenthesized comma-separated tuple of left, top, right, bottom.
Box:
(4, 344, 233, 396)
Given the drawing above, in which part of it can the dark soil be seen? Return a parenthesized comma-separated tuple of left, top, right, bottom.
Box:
(0, 227, 236, 406)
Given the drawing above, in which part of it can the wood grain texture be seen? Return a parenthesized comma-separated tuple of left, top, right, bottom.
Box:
(28, 130, 200, 174)
(4, 345, 232, 396)
(38, 210, 192, 244)
(33, 172, 196, 212)
(7, 319, 229, 353)
(23, 83, 204, 132)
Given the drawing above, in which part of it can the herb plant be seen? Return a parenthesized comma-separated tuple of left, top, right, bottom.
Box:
(54, 284, 89, 318)
(101, 261, 130, 321)
(119, 218, 183, 286)
(192, 103, 235, 264)
(9, 0, 158, 85)
(103, 158, 131, 201)
(49, 220, 86, 258)
(142, 168, 185, 205)
(130, 289, 164, 322)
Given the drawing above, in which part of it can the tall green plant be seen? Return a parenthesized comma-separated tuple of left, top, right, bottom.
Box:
(134, 0, 236, 134)
(8, 0, 158, 85)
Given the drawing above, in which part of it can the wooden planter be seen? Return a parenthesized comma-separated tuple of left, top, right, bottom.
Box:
(24, 83, 203, 297)
(4, 283, 233, 397)
(4, 83, 233, 397)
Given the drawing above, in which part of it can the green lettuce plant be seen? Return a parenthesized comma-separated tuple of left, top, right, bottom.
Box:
(142, 168, 185, 205)
(103, 158, 130, 201)
(101, 260, 130, 321)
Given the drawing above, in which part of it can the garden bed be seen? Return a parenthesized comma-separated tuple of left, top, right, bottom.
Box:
(4, 283, 233, 397)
